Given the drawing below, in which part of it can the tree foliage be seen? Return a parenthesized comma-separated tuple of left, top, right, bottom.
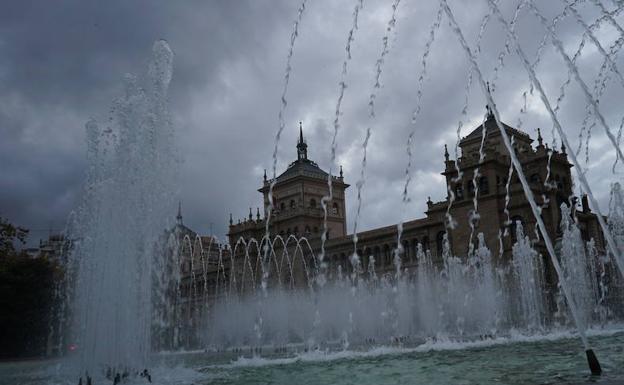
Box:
(0, 217, 58, 358)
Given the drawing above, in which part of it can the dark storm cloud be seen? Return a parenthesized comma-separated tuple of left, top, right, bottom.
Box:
(1, 0, 622, 246)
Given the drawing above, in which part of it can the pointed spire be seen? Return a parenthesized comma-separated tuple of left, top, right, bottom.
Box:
(296, 121, 308, 160)
(537, 127, 543, 147)
(256, 207, 261, 221)
(339, 165, 343, 178)
(444, 144, 450, 162)
(229, 213, 233, 226)
(485, 82, 494, 119)
(248, 207, 253, 221)
(263, 168, 267, 182)
(176, 201, 183, 226)
(561, 141, 567, 155)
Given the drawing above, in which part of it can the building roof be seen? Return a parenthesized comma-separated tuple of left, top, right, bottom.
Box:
(460, 113, 531, 146)
(275, 158, 329, 183)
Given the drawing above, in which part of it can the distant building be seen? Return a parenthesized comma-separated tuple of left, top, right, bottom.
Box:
(24, 233, 69, 264)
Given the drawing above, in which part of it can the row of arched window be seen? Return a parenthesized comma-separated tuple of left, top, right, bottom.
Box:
(454, 177, 490, 200)
(278, 198, 340, 215)
(327, 231, 448, 273)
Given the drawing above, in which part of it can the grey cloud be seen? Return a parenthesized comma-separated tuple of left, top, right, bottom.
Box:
(1, 0, 622, 245)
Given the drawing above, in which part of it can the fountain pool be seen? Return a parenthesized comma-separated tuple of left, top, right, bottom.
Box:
(3, 330, 624, 385)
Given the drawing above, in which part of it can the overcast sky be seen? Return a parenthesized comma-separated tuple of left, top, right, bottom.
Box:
(1, 0, 623, 245)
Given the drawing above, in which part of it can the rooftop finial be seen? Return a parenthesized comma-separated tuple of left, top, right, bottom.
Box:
(537, 128, 543, 147)
(176, 201, 183, 225)
(299, 121, 304, 144)
(263, 168, 267, 182)
(256, 207, 261, 221)
(444, 144, 450, 162)
(561, 141, 567, 155)
(339, 165, 343, 178)
(249, 207, 253, 221)
(229, 213, 233, 226)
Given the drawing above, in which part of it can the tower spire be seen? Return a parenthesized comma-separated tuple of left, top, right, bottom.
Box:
(537, 128, 543, 147)
(176, 201, 183, 226)
(296, 121, 308, 161)
(444, 144, 450, 162)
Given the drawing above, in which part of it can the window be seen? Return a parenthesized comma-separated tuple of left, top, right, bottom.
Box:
(294, 226, 299, 236)
(510, 216, 524, 243)
(436, 231, 446, 257)
(383, 244, 391, 266)
(290, 199, 296, 209)
(332, 202, 339, 215)
(305, 226, 311, 234)
(310, 198, 317, 208)
(313, 226, 318, 233)
(280, 202, 285, 211)
(479, 176, 489, 195)
(467, 182, 475, 197)
(455, 185, 464, 200)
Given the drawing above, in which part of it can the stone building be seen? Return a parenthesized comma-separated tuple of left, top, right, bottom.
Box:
(227, 114, 607, 285)
(170, 112, 613, 348)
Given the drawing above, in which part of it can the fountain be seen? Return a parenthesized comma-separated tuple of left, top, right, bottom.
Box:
(58, 40, 178, 380)
(4, 1, 624, 384)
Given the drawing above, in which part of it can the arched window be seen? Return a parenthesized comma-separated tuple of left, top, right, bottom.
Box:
(455, 184, 464, 200)
(402, 240, 410, 261)
(422, 236, 429, 251)
(530, 173, 541, 185)
(332, 202, 339, 215)
(358, 249, 366, 272)
(310, 198, 317, 208)
(313, 226, 318, 233)
(436, 231, 446, 257)
(305, 226, 311, 234)
(510, 216, 524, 244)
(290, 199, 296, 209)
(467, 182, 475, 197)
(280, 202, 285, 211)
(383, 244, 391, 266)
(479, 176, 489, 195)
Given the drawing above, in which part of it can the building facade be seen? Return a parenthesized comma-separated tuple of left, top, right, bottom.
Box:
(227, 114, 607, 285)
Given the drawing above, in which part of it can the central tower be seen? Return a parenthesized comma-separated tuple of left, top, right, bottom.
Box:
(259, 122, 349, 240)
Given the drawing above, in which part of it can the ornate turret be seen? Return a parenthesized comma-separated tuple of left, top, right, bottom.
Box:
(297, 121, 308, 161)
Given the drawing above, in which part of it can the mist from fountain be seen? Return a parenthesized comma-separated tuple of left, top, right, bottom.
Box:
(60, 40, 178, 375)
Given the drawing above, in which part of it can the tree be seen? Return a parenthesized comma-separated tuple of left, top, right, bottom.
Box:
(0, 217, 58, 358)
(0, 216, 29, 256)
